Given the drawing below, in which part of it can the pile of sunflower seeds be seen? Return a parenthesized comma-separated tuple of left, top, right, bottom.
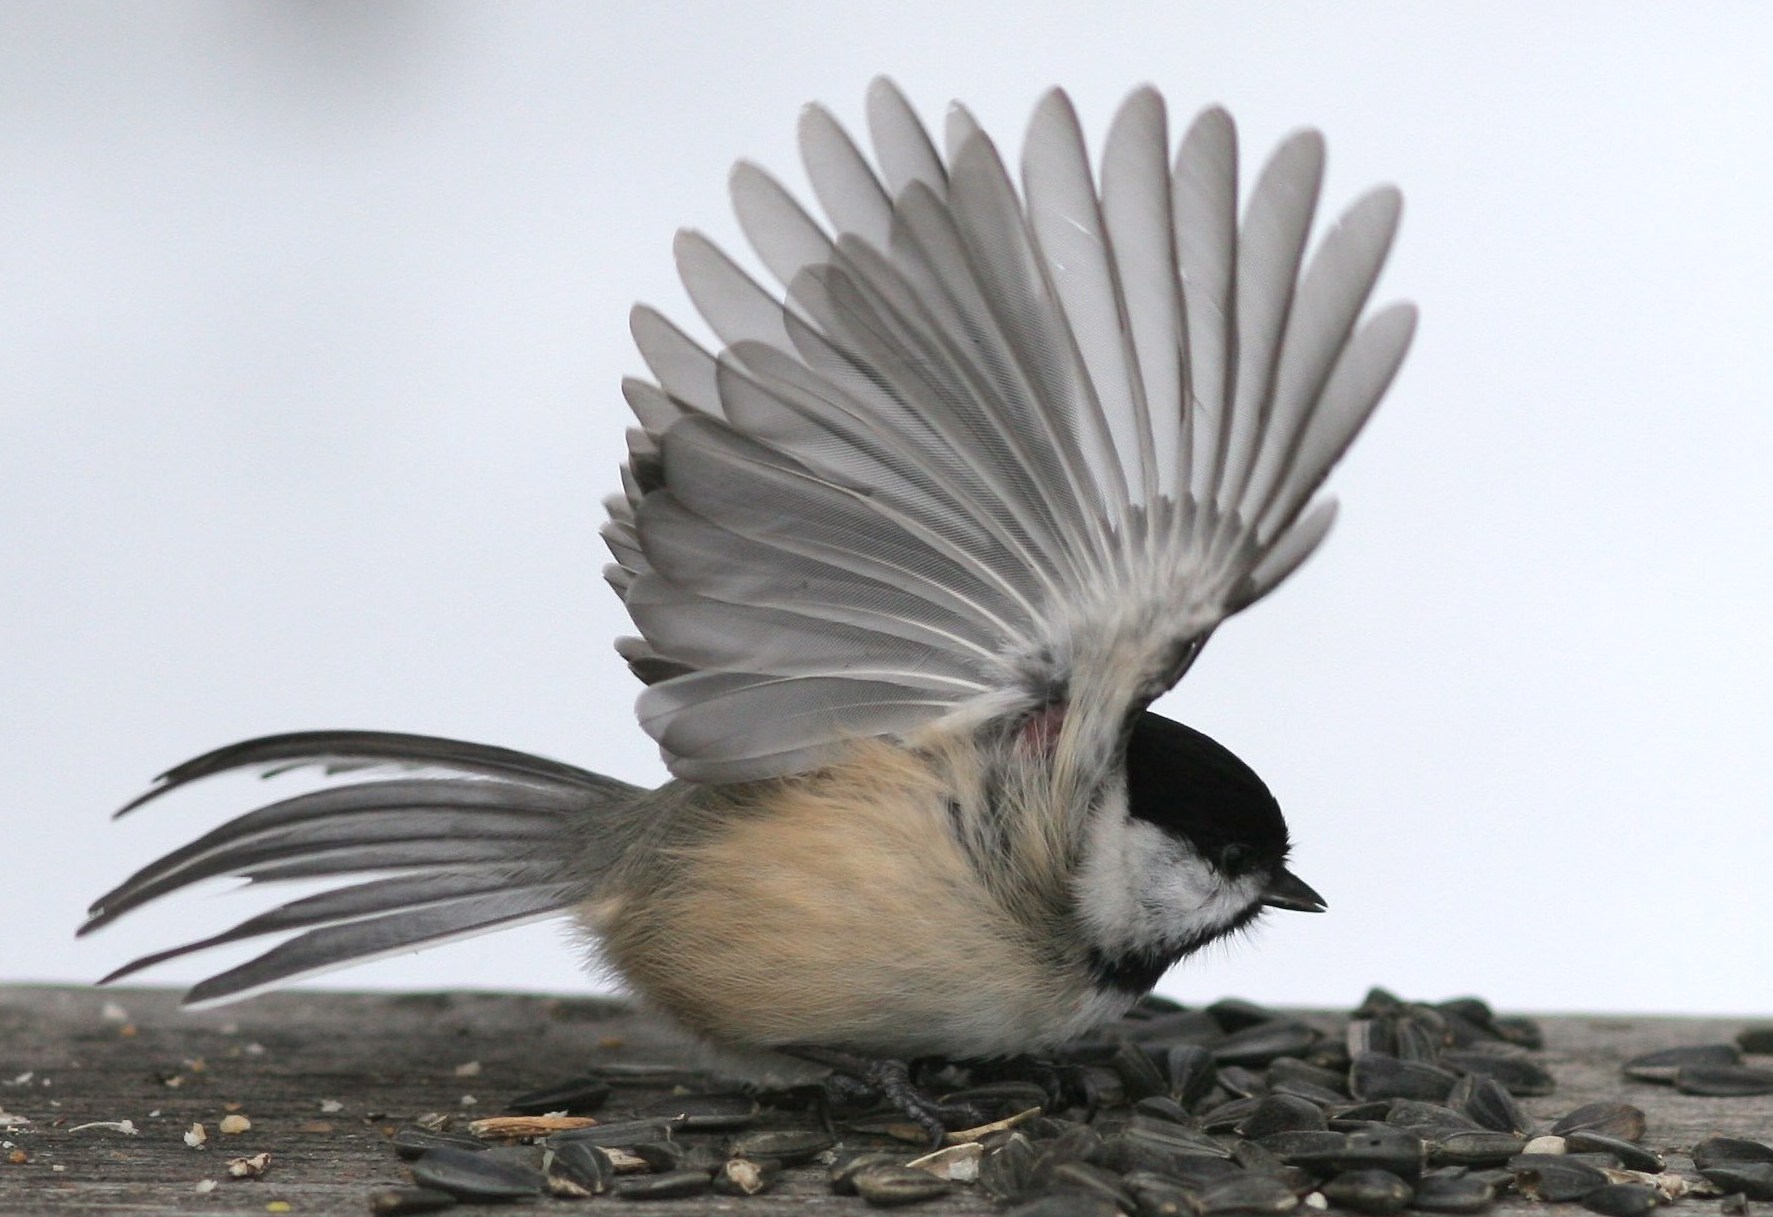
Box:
(369, 989, 1773, 1215)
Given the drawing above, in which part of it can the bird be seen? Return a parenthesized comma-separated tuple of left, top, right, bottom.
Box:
(82, 79, 1415, 1140)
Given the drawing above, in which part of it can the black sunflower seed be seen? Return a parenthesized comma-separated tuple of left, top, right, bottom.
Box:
(1549, 1102, 1647, 1142)
(1321, 1167, 1414, 1214)
(391, 1126, 489, 1160)
(1412, 1171, 1499, 1213)
(1677, 1064, 1773, 1097)
(851, 1164, 950, 1206)
(1163, 1043, 1221, 1107)
(543, 1118, 678, 1148)
(728, 1128, 833, 1165)
(1621, 1044, 1741, 1083)
(1737, 1026, 1773, 1055)
(1045, 1160, 1135, 1209)
(1564, 1131, 1663, 1173)
(1199, 1171, 1301, 1215)
(1386, 1100, 1481, 1131)
(504, 1074, 611, 1115)
(1210, 998, 1286, 1032)
(613, 1168, 712, 1200)
(1213, 1019, 1321, 1067)
(1439, 1049, 1557, 1096)
(1693, 1137, 1773, 1169)
(1451, 1075, 1535, 1136)
(544, 1140, 612, 1197)
(1349, 1054, 1457, 1103)
(832, 1151, 912, 1195)
(1128, 1009, 1231, 1046)
(1122, 1171, 1205, 1217)
(1238, 1092, 1328, 1139)
(978, 1136, 1037, 1203)
(1008, 1194, 1123, 1217)
(1512, 1158, 1610, 1203)
(1699, 1165, 1773, 1202)
(1582, 1182, 1662, 1217)
(409, 1146, 546, 1201)
(632, 1091, 759, 1130)
(1489, 1016, 1545, 1050)
(1430, 1131, 1527, 1167)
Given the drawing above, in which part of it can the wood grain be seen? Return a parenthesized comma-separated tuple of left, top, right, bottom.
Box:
(1, 985, 1768, 1216)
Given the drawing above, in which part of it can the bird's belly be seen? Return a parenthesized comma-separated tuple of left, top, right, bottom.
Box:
(590, 754, 1129, 1060)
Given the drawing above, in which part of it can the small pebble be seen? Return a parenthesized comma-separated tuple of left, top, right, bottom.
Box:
(367, 1188, 458, 1216)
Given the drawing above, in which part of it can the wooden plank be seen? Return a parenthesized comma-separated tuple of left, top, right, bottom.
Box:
(1, 985, 1769, 1215)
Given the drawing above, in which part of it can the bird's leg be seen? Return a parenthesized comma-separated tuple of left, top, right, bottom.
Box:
(784, 1046, 983, 1146)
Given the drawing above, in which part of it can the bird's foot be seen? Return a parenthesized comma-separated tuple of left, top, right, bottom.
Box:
(786, 1047, 984, 1146)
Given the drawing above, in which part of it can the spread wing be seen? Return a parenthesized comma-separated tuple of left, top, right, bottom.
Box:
(605, 81, 1416, 783)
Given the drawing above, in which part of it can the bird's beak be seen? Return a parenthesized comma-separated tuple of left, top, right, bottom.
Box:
(1262, 866, 1327, 913)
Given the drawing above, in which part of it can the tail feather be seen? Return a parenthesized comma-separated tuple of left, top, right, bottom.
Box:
(85, 732, 645, 1006)
(179, 886, 584, 1007)
(117, 730, 626, 817)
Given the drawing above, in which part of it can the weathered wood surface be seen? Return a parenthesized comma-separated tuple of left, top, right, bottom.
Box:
(1, 985, 1770, 1216)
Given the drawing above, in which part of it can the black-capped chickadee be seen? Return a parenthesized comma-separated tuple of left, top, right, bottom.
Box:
(83, 81, 1413, 1137)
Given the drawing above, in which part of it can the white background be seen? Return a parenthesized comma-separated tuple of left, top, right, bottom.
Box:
(5, 2, 1771, 1017)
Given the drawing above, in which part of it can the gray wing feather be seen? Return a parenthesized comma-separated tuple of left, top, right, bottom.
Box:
(615, 82, 1414, 781)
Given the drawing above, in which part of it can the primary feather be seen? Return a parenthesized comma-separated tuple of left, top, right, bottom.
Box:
(610, 80, 1415, 783)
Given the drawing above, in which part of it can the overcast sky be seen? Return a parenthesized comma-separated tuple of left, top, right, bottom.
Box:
(5, 2, 1771, 1018)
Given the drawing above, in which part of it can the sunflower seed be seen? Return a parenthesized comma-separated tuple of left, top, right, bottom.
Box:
(1239, 1093, 1329, 1139)
(942, 1081, 1050, 1117)
(1677, 1064, 1773, 1096)
(1440, 1049, 1557, 1097)
(1219, 1064, 1271, 1098)
(1411, 1172, 1499, 1213)
(391, 1126, 489, 1160)
(1214, 1020, 1321, 1067)
(503, 1074, 611, 1115)
(1199, 1171, 1301, 1215)
(1550, 1102, 1647, 1142)
(542, 1118, 678, 1148)
(1045, 1160, 1135, 1209)
(1693, 1137, 1773, 1169)
(1387, 1100, 1481, 1131)
(1008, 1195, 1123, 1217)
(1564, 1132, 1663, 1173)
(1163, 1044, 1221, 1108)
(977, 1134, 1037, 1203)
(1201, 1096, 1264, 1132)
(1349, 1055, 1457, 1103)
(1265, 1127, 1426, 1178)
(1513, 1158, 1611, 1202)
(1621, 1044, 1740, 1083)
(1699, 1165, 1773, 1202)
(1737, 1027, 1773, 1054)
(831, 1151, 910, 1195)
(544, 1140, 612, 1197)
(1432, 1131, 1528, 1167)
(1126, 1113, 1235, 1157)
(1452, 1075, 1535, 1135)
(1210, 998, 1287, 1032)
(728, 1128, 833, 1165)
(368, 1188, 458, 1216)
(1129, 1010, 1232, 1046)
(712, 1157, 776, 1196)
(409, 1146, 546, 1200)
(1581, 1182, 1661, 1217)
(1348, 1020, 1396, 1059)
(1122, 1171, 1206, 1217)
(1321, 1168, 1414, 1214)
(632, 1091, 759, 1130)
(851, 1164, 951, 1206)
(613, 1168, 711, 1200)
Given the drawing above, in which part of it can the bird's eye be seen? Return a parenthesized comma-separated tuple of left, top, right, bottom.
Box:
(1218, 844, 1252, 874)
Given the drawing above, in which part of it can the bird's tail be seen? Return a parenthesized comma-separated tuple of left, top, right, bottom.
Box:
(79, 731, 644, 1007)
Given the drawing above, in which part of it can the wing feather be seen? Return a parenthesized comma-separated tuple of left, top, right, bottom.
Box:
(615, 81, 1413, 782)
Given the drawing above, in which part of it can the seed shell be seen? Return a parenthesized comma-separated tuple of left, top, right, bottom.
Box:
(544, 1140, 612, 1197)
